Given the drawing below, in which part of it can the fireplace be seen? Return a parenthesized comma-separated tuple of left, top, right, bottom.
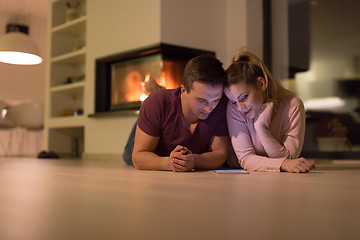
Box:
(94, 43, 215, 114)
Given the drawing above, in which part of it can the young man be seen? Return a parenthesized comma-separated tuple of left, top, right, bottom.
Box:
(132, 55, 230, 171)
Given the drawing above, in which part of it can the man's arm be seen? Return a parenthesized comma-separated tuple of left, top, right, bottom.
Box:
(193, 136, 230, 170)
(132, 126, 172, 170)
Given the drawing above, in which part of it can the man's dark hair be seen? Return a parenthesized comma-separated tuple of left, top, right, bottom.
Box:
(183, 55, 226, 92)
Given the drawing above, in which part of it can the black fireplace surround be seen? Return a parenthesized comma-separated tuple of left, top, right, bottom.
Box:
(94, 43, 215, 115)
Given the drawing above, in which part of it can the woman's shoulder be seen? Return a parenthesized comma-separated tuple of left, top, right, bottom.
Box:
(226, 101, 247, 122)
(276, 95, 305, 118)
(290, 96, 304, 107)
(280, 94, 304, 109)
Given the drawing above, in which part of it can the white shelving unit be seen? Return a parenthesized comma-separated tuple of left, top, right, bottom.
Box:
(44, 0, 87, 158)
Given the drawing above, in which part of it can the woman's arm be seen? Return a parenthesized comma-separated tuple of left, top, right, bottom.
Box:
(227, 103, 286, 172)
(254, 98, 305, 159)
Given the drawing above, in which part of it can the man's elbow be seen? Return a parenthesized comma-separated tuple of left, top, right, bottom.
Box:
(211, 152, 228, 169)
(132, 152, 142, 170)
(212, 161, 226, 170)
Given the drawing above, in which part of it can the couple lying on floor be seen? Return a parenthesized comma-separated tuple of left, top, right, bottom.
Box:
(123, 51, 316, 173)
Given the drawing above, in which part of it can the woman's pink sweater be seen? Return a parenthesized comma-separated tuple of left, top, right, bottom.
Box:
(227, 95, 306, 172)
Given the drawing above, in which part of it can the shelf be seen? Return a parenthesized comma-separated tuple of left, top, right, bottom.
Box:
(89, 109, 140, 118)
(48, 125, 84, 158)
(51, 87, 84, 118)
(52, 16, 86, 35)
(47, 116, 86, 128)
(46, 0, 87, 157)
(302, 151, 360, 159)
(52, 0, 67, 3)
(51, 0, 87, 28)
(51, 82, 84, 102)
(51, 48, 86, 64)
(51, 81, 85, 93)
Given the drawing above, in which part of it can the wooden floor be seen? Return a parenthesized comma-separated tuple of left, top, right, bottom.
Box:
(1, 157, 360, 240)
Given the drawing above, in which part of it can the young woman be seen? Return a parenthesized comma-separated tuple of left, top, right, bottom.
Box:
(225, 51, 315, 173)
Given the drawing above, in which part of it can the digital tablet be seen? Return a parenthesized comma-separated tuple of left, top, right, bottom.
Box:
(213, 169, 249, 174)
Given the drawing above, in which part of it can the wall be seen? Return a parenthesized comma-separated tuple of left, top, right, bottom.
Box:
(84, 0, 161, 158)
(295, 0, 360, 101)
(160, 0, 227, 64)
(0, 0, 263, 159)
(160, 0, 262, 68)
(0, 0, 47, 102)
(271, 0, 289, 81)
(225, 0, 248, 67)
(245, 0, 263, 60)
(84, 0, 263, 159)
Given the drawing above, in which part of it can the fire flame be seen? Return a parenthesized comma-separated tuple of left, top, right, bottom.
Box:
(120, 60, 183, 103)
(140, 93, 148, 101)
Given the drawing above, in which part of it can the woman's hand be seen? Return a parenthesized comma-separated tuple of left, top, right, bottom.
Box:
(254, 102, 274, 132)
(280, 158, 316, 173)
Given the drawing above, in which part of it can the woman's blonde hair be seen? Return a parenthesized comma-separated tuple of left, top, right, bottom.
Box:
(225, 50, 293, 106)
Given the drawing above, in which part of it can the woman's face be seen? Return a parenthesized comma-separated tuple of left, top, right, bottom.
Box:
(225, 79, 265, 119)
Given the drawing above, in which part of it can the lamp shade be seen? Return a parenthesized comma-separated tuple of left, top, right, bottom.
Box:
(0, 32, 42, 65)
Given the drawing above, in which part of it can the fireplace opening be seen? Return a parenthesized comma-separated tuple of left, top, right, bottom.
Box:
(94, 43, 215, 115)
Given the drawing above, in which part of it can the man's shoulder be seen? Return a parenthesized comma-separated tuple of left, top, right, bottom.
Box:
(140, 87, 180, 117)
(138, 88, 180, 136)
(145, 88, 179, 104)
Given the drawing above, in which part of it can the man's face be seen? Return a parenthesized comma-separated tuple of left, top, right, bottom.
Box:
(181, 81, 223, 121)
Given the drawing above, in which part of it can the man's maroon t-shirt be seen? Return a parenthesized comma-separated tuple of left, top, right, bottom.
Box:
(137, 87, 228, 157)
